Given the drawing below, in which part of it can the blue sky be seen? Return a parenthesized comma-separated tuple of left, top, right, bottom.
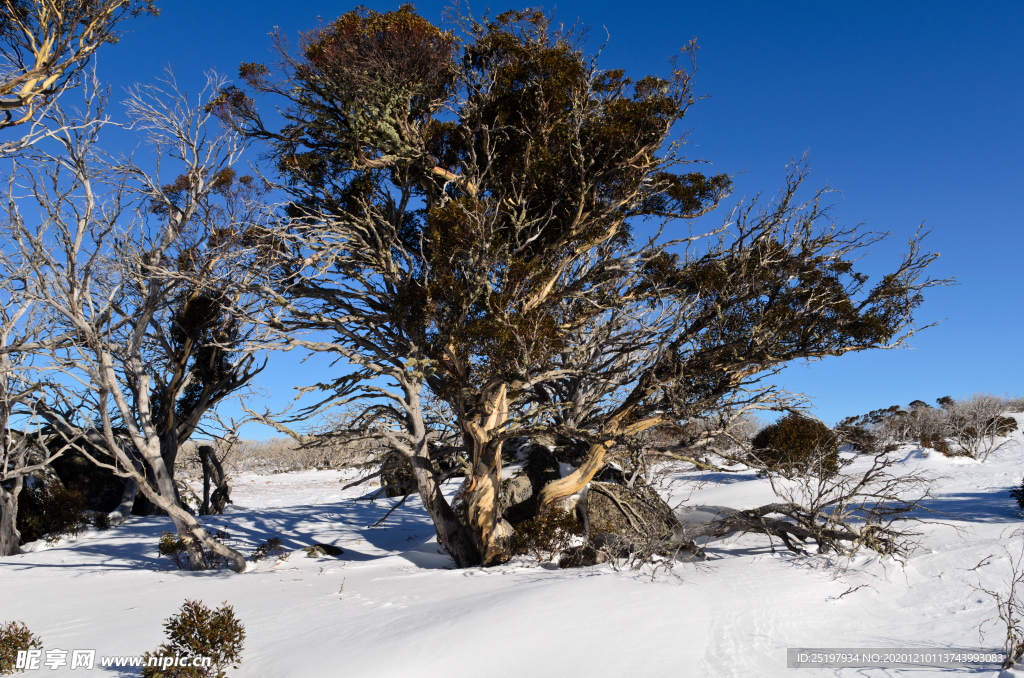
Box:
(76, 1, 1023, 433)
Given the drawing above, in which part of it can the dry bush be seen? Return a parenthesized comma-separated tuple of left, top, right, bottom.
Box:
(675, 449, 934, 562)
(1003, 397, 1024, 414)
(838, 394, 1018, 461)
(0, 621, 41, 676)
(947, 393, 1015, 461)
(181, 437, 369, 476)
(977, 541, 1024, 670)
(249, 537, 288, 563)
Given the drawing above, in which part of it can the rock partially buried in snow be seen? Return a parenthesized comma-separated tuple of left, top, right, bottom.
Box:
(303, 543, 344, 558)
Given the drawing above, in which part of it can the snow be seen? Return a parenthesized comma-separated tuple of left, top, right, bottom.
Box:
(4, 421, 1024, 677)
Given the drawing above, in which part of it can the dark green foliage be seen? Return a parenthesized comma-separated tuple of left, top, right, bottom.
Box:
(159, 531, 188, 569)
(508, 507, 583, 562)
(0, 621, 41, 676)
(249, 537, 287, 562)
(15, 478, 89, 545)
(1011, 479, 1024, 512)
(991, 416, 1018, 437)
(750, 414, 840, 477)
(920, 434, 953, 456)
(141, 601, 245, 678)
(92, 512, 110, 530)
(835, 420, 878, 454)
(937, 395, 954, 409)
(159, 531, 235, 570)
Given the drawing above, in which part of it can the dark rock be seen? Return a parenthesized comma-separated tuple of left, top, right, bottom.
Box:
(558, 543, 608, 568)
(303, 543, 344, 558)
(500, 445, 560, 526)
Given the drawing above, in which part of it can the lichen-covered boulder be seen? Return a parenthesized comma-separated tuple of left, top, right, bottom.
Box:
(499, 445, 560, 526)
(303, 543, 345, 558)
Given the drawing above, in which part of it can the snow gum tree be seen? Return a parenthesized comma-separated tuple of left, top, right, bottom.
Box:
(0, 0, 159, 148)
(219, 5, 946, 567)
(1, 76, 274, 570)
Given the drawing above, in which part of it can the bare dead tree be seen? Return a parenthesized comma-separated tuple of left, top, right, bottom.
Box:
(673, 450, 934, 561)
(1, 74, 275, 571)
(0, 244, 78, 555)
(947, 393, 1012, 461)
(976, 539, 1024, 670)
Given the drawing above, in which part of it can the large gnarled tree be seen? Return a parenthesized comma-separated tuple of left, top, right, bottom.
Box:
(222, 6, 944, 567)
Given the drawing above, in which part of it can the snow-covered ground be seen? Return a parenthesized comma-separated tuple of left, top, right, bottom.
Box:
(4, 418, 1024, 677)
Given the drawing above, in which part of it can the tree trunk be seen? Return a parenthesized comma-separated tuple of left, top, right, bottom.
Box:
(198, 445, 231, 515)
(106, 477, 138, 527)
(409, 450, 479, 567)
(131, 459, 247, 572)
(0, 481, 21, 556)
(144, 445, 210, 570)
(404, 386, 480, 567)
(536, 439, 615, 514)
(108, 452, 143, 527)
(201, 461, 211, 515)
(462, 386, 513, 566)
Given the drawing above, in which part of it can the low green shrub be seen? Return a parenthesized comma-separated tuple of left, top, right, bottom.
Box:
(0, 621, 42, 676)
(921, 434, 954, 456)
(749, 414, 840, 477)
(141, 600, 244, 678)
(159, 531, 189, 569)
(16, 478, 89, 545)
(249, 537, 287, 563)
(508, 508, 584, 562)
(158, 531, 235, 570)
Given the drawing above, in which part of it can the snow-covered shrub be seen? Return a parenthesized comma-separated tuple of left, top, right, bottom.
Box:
(0, 621, 42, 676)
(141, 600, 245, 678)
(16, 478, 89, 545)
(749, 414, 839, 477)
(508, 507, 583, 562)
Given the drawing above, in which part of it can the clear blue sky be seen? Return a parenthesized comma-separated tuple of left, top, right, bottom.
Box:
(89, 0, 1022, 433)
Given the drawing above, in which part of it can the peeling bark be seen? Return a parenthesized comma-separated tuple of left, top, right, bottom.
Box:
(0, 481, 21, 556)
(462, 386, 513, 566)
